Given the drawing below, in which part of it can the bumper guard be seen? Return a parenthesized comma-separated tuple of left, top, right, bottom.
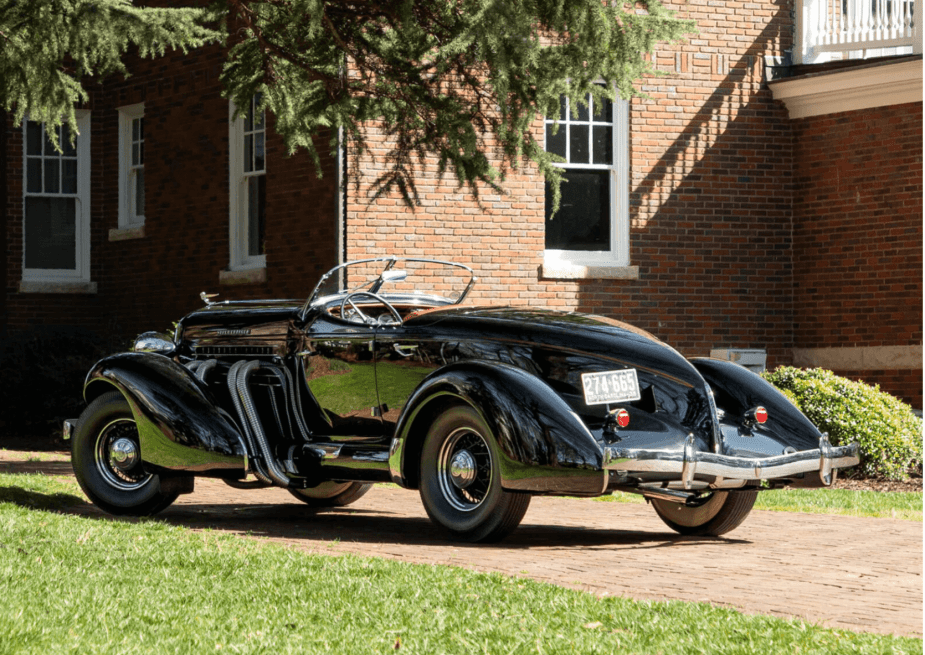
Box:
(604, 434, 859, 488)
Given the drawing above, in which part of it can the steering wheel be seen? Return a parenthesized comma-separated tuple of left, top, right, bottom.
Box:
(339, 291, 403, 326)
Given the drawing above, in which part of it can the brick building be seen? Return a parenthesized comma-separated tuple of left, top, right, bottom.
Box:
(2, 1, 922, 407)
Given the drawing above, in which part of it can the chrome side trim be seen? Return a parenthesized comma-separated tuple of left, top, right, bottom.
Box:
(604, 435, 859, 485)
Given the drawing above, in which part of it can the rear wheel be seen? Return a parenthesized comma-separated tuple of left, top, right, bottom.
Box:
(419, 405, 530, 543)
(288, 481, 373, 507)
(651, 490, 758, 536)
(72, 391, 180, 516)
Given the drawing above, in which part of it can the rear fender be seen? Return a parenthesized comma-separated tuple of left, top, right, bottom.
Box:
(390, 362, 607, 496)
(691, 358, 822, 455)
(84, 352, 246, 474)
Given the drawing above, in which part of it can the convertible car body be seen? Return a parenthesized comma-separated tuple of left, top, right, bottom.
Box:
(66, 258, 859, 542)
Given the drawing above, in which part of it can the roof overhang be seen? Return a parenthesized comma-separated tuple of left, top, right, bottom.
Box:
(769, 57, 922, 119)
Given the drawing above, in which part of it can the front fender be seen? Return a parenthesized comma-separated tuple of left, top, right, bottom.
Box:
(390, 362, 607, 496)
(84, 352, 246, 473)
(691, 358, 822, 454)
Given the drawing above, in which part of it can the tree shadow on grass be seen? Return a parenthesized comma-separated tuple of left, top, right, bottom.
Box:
(0, 485, 86, 512)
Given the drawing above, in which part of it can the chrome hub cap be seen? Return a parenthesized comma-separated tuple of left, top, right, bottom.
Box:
(437, 427, 492, 512)
(109, 437, 139, 471)
(94, 418, 153, 491)
(449, 450, 477, 489)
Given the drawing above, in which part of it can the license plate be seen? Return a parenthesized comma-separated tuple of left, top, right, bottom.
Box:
(581, 369, 641, 405)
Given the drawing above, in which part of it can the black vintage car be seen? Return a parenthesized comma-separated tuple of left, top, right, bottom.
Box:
(66, 257, 858, 542)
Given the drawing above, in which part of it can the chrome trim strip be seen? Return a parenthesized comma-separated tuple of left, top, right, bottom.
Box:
(604, 435, 859, 484)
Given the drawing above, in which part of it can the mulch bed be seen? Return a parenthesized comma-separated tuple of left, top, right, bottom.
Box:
(835, 476, 922, 493)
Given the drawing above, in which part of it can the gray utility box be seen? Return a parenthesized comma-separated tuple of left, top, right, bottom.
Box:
(709, 348, 768, 373)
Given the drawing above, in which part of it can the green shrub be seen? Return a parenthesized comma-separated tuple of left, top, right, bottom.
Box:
(762, 366, 923, 480)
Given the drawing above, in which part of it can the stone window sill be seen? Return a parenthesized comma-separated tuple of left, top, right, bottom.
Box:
(541, 262, 639, 281)
(19, 280, 98, 294)
(219, 267, 267, 285)
(109, 225, 145, 241)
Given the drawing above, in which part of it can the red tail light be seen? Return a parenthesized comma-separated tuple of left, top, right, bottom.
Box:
(746, 406, 768, 425)
(616, 408, 630, 428)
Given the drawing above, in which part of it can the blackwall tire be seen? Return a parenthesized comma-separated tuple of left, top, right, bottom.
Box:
(419, 405, 530, 543)
(71, 391, 179, 516)
(288, 482, 373, 507)
(651, 490, 758, 536)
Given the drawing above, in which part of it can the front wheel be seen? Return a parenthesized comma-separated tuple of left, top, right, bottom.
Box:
(288, 481, 372, 507)
(419, 405, 530, 543)
(72, 391, 180, 516)
(651, 490, 758, 536)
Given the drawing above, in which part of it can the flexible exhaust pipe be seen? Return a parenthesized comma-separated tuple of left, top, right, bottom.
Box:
(227, 360, 272, 485)
(238, 360, 292, 487)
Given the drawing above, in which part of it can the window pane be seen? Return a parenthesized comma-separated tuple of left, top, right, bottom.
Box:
(44, 159, 59, 193)
(244, 134, 253, 173)
(575, 94, 590, 122)
(253, 93, 264, 128)
(545, 124, 566, 158)
(25, 197, 76, 269)
(26, 122, 42, 156)
(247, 175, 266, 257)
(544, 170, 610, 251)
(132, 143, 140, 167)
(592, 126, 612, 165)
(593, 96, 613, 122)
(62, 159, 77, 194)
(26, 158, 42, 193)
(134, 168, 145, 217)
(254, 132, 265, 172)
(569, 125, 589, 164)
(62, 125, 76, 157)
(132, 117, 140, 142)
(44, 126, 59, 155)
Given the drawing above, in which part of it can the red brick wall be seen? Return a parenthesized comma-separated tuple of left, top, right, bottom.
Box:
(792, 102, 923, 407)
(3, 45, 339, 341)
(345, 0, 796, 366)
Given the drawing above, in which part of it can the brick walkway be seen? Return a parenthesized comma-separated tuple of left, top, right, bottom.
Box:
(2, 451, 921, 637)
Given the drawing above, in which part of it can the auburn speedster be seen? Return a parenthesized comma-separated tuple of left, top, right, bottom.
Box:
(66, 258, 859, 542)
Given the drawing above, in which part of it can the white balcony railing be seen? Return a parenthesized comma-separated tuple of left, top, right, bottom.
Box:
(796, 0, 922, 63)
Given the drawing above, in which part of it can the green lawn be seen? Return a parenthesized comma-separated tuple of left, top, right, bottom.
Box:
(596, 488, 922, 520)
(0, 473, 919, 654)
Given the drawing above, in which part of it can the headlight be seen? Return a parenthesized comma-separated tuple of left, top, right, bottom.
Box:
(132, 331, 176, 356)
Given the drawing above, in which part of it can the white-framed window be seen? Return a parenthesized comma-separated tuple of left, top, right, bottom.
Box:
(22, 112, 91, 283)
(118, 103, 145, 227)
(543, 89, 630, 272)
(228, 95, 266, 271)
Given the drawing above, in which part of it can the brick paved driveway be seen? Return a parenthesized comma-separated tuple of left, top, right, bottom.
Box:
(2, 453, 922, 637)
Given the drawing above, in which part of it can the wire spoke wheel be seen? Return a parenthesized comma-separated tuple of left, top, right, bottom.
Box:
(288, 481, 372, 507)
(72, 391, 180, 516)
(93, 418, 153, 491)
(651, 489, 758, 537)
(420, 405, 530, 543)
(436, 427, 493, 511)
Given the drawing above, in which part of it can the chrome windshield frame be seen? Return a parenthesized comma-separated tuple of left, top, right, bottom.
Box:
(300, 257, 476, 320)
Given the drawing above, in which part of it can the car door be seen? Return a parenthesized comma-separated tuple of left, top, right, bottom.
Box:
(300, 311, 387, 440)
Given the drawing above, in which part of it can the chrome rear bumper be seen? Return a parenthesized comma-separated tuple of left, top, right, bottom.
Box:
(604, 434, 859, 488)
